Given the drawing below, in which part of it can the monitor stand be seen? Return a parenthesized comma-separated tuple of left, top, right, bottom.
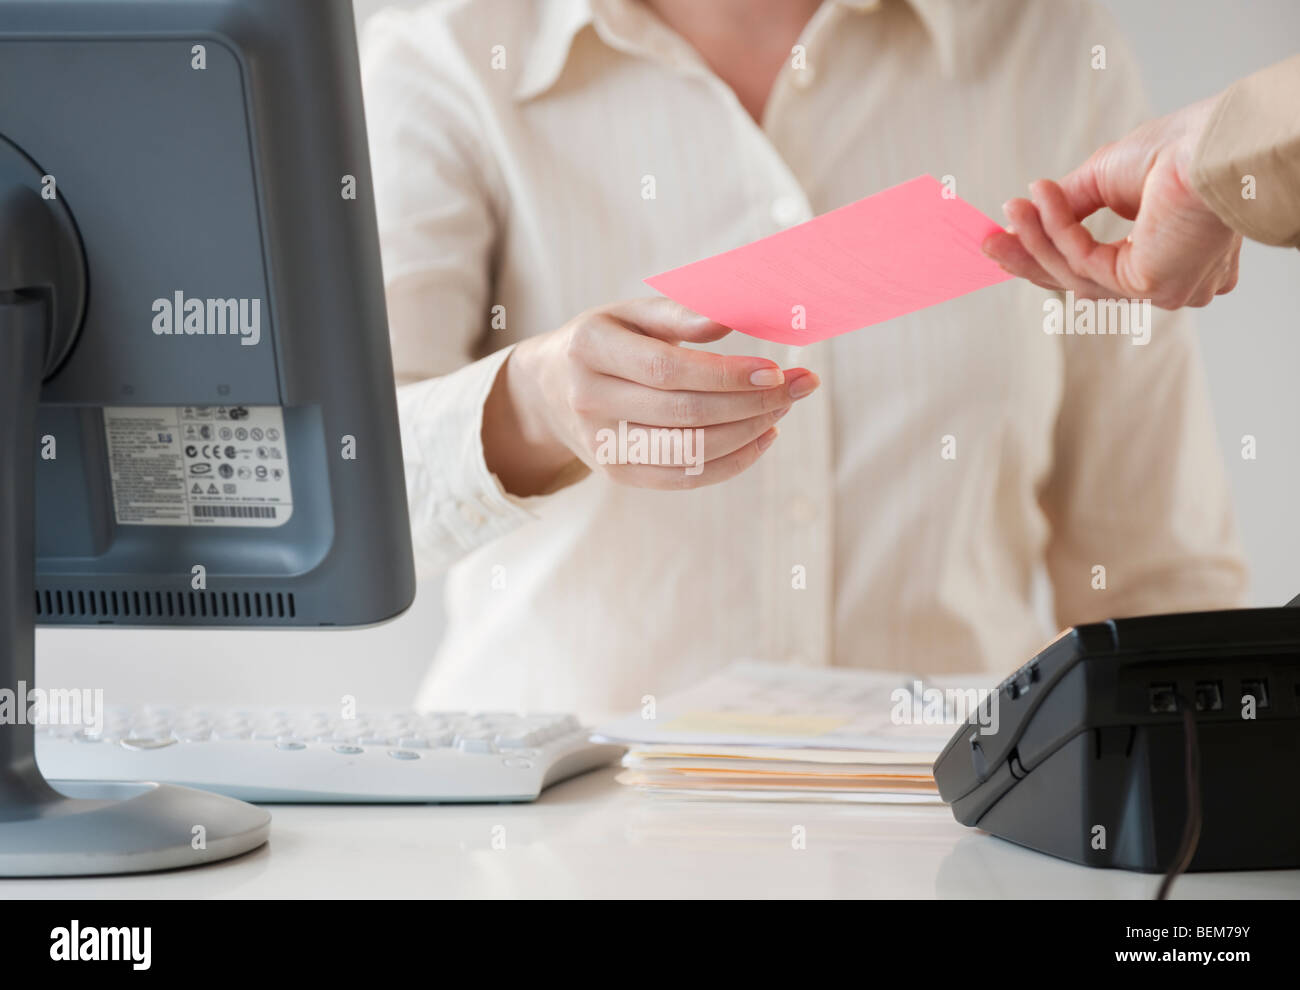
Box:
(0, 145, 270, 876)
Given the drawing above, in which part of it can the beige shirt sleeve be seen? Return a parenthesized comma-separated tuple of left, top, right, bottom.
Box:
(1190, 54, 1300, 249)
(361, 13, 576, 575)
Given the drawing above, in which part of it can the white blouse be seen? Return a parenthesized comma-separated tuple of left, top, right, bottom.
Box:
(360, 0, 1247, 715)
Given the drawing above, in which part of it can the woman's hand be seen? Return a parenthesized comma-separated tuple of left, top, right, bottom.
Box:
(483, 298, 819, 494)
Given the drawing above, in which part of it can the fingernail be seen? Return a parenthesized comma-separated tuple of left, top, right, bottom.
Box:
(757, 427, 779, 452)
(788, 373, 819, 400)
(775, 405, 792, 421)
(749, 367, 784, 387)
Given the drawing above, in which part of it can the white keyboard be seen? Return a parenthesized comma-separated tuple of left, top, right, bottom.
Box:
(35, 705, 624, 803)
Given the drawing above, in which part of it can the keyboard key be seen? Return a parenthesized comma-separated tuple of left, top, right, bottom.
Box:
(387, 750, 420, 761)
(120, 737, 178, 751)
(495, 729, 542, 748)
(455, 731, 496, 754)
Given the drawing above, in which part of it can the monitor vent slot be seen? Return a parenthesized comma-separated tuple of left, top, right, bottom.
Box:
(34, 588, 296, 621)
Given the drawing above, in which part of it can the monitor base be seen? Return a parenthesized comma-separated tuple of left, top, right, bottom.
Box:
(0, 780, 270, 876)
(2, 226, 269, 878)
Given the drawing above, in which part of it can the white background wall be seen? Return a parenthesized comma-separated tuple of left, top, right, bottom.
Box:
(38, 1, 1300, 712)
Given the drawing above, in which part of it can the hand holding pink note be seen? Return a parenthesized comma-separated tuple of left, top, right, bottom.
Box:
(644, 175, 1012, 346)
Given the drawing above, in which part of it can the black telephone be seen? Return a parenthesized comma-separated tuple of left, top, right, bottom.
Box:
(933, 608, 1300, 874)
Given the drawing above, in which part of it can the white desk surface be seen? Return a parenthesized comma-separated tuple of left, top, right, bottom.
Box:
(3, 767, 1296, 899)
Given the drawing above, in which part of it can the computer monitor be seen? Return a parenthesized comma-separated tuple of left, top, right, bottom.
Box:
(0, 0, 415, 874)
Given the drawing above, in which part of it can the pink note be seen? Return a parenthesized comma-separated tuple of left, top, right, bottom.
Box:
(644, 175, 1013, 346)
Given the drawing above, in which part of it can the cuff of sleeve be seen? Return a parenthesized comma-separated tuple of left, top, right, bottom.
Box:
(1190, 56, 1300, 249)
(397, 345, 586, 568)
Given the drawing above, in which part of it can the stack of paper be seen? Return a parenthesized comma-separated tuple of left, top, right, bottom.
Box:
(593, 662, 989, 804)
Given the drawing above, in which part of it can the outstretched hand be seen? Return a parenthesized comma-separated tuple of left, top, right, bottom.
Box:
(983, 97, 1243, 309)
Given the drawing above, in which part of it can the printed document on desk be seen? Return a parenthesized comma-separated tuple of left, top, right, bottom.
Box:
(591, 662, 992, 804)
(591, 660, 964, 753)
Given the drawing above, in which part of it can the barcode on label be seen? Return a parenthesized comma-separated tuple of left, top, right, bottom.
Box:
(193, 505, 277, 519)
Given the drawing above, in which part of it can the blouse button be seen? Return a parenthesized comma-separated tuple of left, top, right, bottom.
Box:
(770, 195, 806, 228)
(458, 501, 486, 527)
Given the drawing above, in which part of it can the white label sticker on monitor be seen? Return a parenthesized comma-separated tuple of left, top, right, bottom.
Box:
(103, 406, 294, 527)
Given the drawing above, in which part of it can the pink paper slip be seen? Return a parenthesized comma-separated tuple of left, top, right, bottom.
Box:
(644, 175, 1013, 346)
